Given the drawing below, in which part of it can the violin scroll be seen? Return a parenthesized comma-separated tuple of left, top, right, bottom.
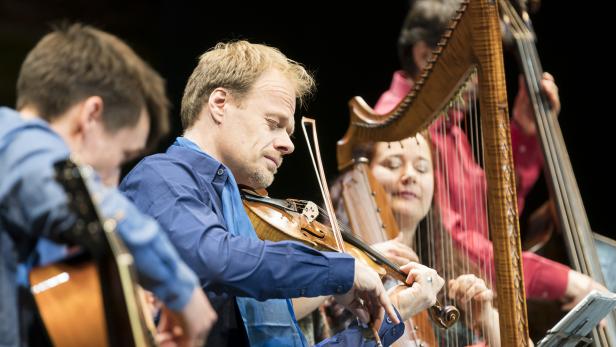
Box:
(429, 303, 460, 329)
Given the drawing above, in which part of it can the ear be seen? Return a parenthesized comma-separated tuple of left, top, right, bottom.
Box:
(412, 41, 432, 73)
(207, 87, 230, 125)
(75, 96, 104, 136)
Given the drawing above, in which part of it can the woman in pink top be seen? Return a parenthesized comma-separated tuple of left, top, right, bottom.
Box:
(373, 0, 606, 308)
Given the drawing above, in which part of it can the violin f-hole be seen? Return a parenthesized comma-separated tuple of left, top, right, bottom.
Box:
(300, 226, 326, 239)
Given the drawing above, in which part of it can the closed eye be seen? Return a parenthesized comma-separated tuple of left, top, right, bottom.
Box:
(415, 159, 431, 173)
(266, 118, 279, 129)
(266, 115, 294, 137)
(382, 157, 403, 170)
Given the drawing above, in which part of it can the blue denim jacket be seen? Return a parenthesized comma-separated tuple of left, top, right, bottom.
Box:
(0, 107, 198, 347)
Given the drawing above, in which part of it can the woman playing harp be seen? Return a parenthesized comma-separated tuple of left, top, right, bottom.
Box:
(373, 0, 606, 315)
(330, 132, 502, 346)
(334, 0, 542, 345)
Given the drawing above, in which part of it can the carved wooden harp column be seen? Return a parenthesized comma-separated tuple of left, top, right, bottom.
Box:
(336, 0, 529, 346)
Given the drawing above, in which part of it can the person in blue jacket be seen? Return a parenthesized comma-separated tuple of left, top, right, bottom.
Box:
(0, 23, 216, 347)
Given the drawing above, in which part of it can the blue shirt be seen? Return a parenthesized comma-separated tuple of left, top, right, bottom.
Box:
(174, 137, 306, 347)
(0, 107, 199, 347)
(120, 142, 355, 299)
(120, 138, 404, 346)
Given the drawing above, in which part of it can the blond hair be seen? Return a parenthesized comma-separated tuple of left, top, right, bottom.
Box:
(180, 40, 315, 130)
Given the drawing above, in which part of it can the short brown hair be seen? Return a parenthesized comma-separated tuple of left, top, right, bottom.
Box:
(180, 40, 315, 130)
(16, 23, 169, 152)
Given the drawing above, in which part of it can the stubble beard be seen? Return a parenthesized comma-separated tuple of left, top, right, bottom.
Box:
(249, 166, 274, 189)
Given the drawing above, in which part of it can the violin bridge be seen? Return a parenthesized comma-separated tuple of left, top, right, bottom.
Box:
(301, 201, 319, 223)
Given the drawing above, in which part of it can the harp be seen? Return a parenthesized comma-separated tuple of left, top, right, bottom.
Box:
(336, 0, 529, 346)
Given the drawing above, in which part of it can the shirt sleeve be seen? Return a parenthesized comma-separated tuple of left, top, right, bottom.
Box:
(0, 127, 77, 244)
(314, 308, 404, 347)
(88, 177, 199, 310)
(0, 126, 198, 311)
(510, 119, 544, 214)
(120, 159, 355, 301)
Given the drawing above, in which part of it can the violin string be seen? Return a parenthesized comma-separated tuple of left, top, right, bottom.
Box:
(300, 201, 411, 277)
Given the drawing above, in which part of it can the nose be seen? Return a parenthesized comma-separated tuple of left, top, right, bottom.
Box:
(274, 131, 295, 155)
(400, 164, 417, 185)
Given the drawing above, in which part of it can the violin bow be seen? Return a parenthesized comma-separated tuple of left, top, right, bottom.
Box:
(300, 117, 346, 253)
(301, 117, 384, 346)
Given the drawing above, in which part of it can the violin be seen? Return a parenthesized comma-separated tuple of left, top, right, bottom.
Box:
(241, 187, 459, 329)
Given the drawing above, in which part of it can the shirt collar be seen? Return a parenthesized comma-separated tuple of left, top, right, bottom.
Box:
(168, 137, 229, 184)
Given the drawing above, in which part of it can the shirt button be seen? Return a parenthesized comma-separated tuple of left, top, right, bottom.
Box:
(386, 316, 392, 324)
(336, 285, 344, 293)
(217, 168, 224, 175)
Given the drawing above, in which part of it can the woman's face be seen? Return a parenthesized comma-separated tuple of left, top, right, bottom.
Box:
(370, 134, 434, 228)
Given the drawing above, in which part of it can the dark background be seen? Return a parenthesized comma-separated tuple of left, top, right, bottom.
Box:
(1, 0, 614, 240)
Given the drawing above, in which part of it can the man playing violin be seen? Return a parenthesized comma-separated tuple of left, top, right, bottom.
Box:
(121, 40, 445, 347)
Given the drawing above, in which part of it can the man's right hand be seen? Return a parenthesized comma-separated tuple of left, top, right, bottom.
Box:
(334, 260, 399, 325)
(157, 287, 217, 347)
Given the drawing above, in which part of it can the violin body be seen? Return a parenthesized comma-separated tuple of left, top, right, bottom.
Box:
(242, 188, 458, 339)
(243, 194, 439, 346)
(243, 195, 386, 278)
